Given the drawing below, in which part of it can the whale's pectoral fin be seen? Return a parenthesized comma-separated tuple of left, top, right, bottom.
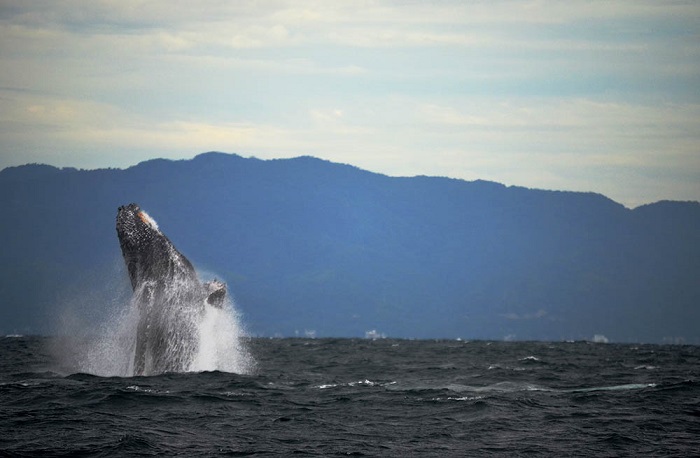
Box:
(204, 280, 227, 308)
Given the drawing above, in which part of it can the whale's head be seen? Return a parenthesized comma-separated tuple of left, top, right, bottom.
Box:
(116, 203, 166, 288)
(116, 203, 161, 250)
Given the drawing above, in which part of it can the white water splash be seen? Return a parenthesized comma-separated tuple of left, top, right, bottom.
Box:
(77, 283, 253, 377)
(190, 301, 251, 373)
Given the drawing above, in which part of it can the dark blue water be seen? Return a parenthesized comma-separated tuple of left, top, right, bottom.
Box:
(2, 336, 699, 456)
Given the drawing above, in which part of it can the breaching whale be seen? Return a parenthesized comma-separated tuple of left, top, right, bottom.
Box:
(116, 203, 226, 376)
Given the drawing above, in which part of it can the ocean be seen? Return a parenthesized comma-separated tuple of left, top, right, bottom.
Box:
(1, 336, 699, 456)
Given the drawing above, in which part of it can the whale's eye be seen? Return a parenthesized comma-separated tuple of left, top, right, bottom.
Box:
(138, 211, 159, 230)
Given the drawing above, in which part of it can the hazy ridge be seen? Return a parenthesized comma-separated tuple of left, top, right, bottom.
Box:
(1, 152, 698, 343)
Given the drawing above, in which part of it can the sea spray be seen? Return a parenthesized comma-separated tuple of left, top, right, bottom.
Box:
(81, 301, 140, 377)
(77, 277, 253, 377)
(191, 301, 252, 373)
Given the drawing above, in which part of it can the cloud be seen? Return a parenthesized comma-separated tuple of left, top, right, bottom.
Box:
(413, 97, 700, 201)
(0, 1, 698, 207)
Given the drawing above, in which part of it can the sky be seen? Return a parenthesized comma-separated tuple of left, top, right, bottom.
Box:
(0, 1, 698, 208)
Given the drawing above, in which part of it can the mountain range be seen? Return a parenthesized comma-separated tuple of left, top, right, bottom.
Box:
(1, 152, 698, 343)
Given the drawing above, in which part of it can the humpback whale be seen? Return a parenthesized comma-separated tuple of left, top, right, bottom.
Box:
(116, 203, 226, 376)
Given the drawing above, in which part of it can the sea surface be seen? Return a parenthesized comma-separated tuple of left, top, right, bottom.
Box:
(1, 336, 699, 456)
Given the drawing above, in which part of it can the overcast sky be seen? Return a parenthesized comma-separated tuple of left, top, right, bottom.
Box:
(1, 1, 698, 207)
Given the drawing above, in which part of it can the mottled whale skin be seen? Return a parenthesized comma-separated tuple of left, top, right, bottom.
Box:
(116, 203, 225, 375)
